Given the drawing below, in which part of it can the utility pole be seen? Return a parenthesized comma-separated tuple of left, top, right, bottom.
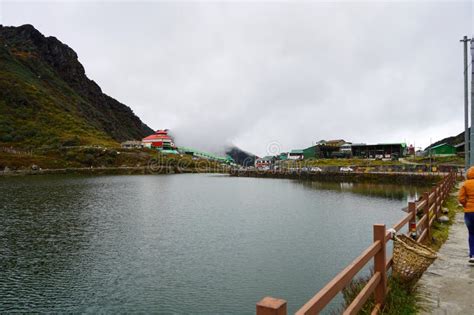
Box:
(470, 38, 474, 167)
(461, 36, 470, 170)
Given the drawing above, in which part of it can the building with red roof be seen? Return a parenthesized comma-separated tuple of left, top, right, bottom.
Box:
(142, 129, 176, 150)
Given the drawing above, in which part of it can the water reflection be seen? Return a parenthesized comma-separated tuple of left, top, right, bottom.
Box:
(296, 180, 429, 204)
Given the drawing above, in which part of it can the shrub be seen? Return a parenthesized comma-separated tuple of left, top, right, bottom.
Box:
(13, 135, 24, 142)
(62, 135, 81, 147)
(1, 134, 13, 142)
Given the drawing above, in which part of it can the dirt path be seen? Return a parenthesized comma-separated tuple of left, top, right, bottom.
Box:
(399, 158, 422, 165)
(417, 211, 474, 314)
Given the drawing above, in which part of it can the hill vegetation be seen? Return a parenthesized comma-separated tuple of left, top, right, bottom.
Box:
(0, 146, 227, 173)
(0, 24, 153, 149)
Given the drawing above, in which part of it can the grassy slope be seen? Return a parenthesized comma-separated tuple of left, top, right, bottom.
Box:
(283, 158, 403, 167)
(0, 45, 118, 148)
(0, 146, 225, 171)
(408, 156, 464, 166)
(282, 156, 464, 168)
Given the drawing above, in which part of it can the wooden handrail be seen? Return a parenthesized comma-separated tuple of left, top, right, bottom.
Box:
(371, 303, 382, 315)
(428, 191, 436, 203)
(390, 211, 414, 239)
(428, 202, 436, 214)
(343, 272, 382, 315)
(257, 172, 457, 315)
(418, 229, 428, 243)
(416, 199, 427, 211)
(418, 214, 428, 229)
(295, 241, 382, 315)
(372, 224, 387, 309)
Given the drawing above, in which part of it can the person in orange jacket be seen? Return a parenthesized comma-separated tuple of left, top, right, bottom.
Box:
(458, 166, 474, 263)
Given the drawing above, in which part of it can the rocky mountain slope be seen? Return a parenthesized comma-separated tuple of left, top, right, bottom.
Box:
(225, 146, 256, 166)
(0, 24, 153, 148)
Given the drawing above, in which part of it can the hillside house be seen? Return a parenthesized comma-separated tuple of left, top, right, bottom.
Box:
(428, 143, 456, 156)
(288, 149, 304, 160)
(255, 156, 273, 168)
(178, 147, 234, 164)
(325, 139, 347, 147)
(351, 143, 407, 158)
(121, 140, 143, 149)
(279, 152, 288, 160)
(303, 144, 333, 159)
(142, 129, 176, 150)
(455, 142, 465, 155)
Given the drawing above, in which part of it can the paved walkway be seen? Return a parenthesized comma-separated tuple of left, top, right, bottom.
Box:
(418, 211, 474, 314)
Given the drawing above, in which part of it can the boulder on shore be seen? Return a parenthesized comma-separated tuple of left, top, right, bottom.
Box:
(438, 215, 449, 223)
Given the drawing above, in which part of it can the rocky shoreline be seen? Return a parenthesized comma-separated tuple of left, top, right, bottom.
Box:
(230, 169, 447, 185)
(0, 166, 227, 177)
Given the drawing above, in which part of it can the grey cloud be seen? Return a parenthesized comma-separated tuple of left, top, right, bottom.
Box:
(1, 0, 472, 156)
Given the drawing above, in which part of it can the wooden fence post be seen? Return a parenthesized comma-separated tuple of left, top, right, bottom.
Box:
(373, 224, 387, 307)
(444, 179, 448, 198)
(423, 192, 431, 242)
(408, 201, 417, 239)
(257, 297, 287, 315)
(435, 187, 440, 219)
(441, 181, 445, 200)
(432, 187, 437, 219)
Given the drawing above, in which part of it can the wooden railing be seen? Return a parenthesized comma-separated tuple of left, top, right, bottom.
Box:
(256, 172, 457, 315)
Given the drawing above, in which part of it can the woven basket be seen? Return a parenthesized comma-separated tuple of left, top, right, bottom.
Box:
(392, 234, 437, 283)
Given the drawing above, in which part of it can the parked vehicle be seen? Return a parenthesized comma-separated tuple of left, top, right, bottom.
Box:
(310, 167, 323, 172)
(340, 166, 354, 172)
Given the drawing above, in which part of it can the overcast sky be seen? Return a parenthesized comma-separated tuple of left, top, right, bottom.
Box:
(1, 1, 473, 156)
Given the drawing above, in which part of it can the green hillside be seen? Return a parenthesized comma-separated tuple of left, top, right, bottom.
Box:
(0, 24, 153, 149)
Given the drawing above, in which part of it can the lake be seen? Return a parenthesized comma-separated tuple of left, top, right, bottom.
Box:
(0, 174, 426, 313)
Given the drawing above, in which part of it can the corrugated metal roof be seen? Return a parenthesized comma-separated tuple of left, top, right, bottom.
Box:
(142, 130, 173, 142)
(429, 143, 455, 150)
(351, 143, 406, 147)
(177, 147, 232, 162)
(290, 149, 304, 154)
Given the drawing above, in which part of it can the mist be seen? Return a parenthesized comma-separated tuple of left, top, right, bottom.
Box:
(1, 1, 471, 156)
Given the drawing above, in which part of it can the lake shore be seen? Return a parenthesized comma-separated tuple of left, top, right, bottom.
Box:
(0, 166, 227, 177)
(230, 169, 447, 185)
(2, 166, 450, 187)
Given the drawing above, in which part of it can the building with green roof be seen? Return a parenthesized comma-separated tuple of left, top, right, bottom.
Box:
(351, 143, 407, 158)
(178, 147, 235, 164)
(428, 143, 456, 156)
(288, 149, 304, 160)
(302, 143, 345, 159)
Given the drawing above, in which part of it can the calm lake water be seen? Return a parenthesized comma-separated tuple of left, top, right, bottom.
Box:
(0, 174, 426, 314)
